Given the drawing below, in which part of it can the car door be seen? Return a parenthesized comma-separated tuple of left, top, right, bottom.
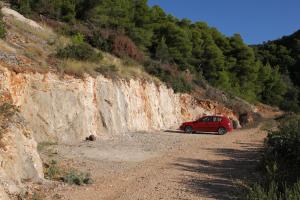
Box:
(204, 116, 217, 132)
(194, 116, 211, 132)
(208, 117, 222, 132)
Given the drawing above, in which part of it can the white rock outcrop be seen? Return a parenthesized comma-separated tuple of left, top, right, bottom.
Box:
(0, 65, 238, 143)
(0, 114, 44, 199)
(1, 7, 44, 30)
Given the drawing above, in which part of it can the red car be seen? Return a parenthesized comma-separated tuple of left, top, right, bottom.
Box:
(179, 115, 233, 135)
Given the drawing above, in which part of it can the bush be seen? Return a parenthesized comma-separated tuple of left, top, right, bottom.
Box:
(170, 76, 193, 93)
(88, 30, 112, 52)
(244, 115, 300, 199)
(261, 116, 300, 187)
(57, 42, 102, 62)
(245, 181, 300, 200)
(0, 15, 6, 39)
(0, 103, 18, 137)
(144, 60, 193, 93)
(95, 64, 118, 76)
(45, 160, 60, 180)
(111, 34, 144, 62)
(62, 170, 93, 185)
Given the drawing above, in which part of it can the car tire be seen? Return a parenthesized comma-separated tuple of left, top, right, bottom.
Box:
(184, 126, 193, 133)
(218, 127, 227, 135)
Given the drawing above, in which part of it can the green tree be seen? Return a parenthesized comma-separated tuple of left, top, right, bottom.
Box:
(155, 37, 170, 63)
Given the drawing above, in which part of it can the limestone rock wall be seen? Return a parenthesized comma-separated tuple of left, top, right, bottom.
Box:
(0, 65, 238, 143)
(0, 115, 43, 198)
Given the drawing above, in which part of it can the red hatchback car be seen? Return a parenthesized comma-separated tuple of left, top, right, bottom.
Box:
(179, 115, 233, 135)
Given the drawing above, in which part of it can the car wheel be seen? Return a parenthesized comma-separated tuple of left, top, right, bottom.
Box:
(184, 126, 193, 133)
(218, 127, 227, 135)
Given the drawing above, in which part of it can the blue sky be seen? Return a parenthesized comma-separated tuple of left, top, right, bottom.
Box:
(148, 0, 300, 45)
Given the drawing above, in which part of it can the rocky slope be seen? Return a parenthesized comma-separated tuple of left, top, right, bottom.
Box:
(0, 65, 238, 143)
(0, 6, 254, 199)
(0, 102, 43, 199)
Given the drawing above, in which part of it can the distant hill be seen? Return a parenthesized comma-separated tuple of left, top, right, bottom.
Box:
(254, 30, 300, 111)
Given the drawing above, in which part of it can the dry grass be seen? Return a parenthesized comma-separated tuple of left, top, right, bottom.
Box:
(9, 17, 55, 41)
(100, 53, 159, 82)
(0, 39, 17, 53)
(58, 59, 99, 77)
(4, 14, 159, 84)
(58, 54, 160, 84)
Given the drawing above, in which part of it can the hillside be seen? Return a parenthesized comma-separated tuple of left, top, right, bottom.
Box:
(0, 5, 268, 199)
(0, 2, 286, 200)
(2, 0, 288, 108)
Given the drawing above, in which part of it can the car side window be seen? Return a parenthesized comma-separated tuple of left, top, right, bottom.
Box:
(213, 117, 222, 122)
(201, 116, 212, 122)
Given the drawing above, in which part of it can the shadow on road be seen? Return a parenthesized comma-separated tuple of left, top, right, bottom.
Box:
(172, 145, 263, 200)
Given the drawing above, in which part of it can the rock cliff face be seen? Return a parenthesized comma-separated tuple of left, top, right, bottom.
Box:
(0, 65, 238, 143)
(0, 103, 43, 199)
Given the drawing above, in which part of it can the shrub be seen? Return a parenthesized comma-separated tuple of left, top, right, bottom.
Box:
(170, 76, 193, 93)
(57, 42, 102, 62)
(261, 116, 300, 187)
(111, 34, 144, 62)
(62, 170, 93, 185)
(45, 160, 61, 180)
(0, 103, 18, 135)
(144, 60, 193, 93)
(245, 181, 300, 200)
(244, 115, 300, 199)
(95, 64, 118, 76)
(0, 16, 6, 39)
(88, 30, 112, 52)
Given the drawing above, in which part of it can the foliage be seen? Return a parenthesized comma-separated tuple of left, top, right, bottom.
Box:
(56, 35, 102, 62)
(95, 64, 118, 76)
(246, 181, 300, 200)
(144, 59, 193, 93)
(44, 160, 93, 185)
(244, 115, 300, 200)
(254, 30, 300, 111)
(111, 34, 144, 62)
(10, 0, 76, 22)
(45, 160, 61, 180)
(0, 14, 6, 39)
(62, 170, 93, 185)
(261, 115, 300, 187)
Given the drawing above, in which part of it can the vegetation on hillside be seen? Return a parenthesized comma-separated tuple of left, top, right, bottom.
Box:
(5, 0, 297, 110)
(244, 115, 300, 200)
(0, 12, 6, 38)
(254, 31, 300, 111)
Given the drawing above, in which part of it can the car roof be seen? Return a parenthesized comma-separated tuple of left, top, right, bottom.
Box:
(202, 115, 225, 117)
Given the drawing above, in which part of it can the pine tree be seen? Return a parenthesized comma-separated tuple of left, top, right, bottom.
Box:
(155, 37, 170, 63)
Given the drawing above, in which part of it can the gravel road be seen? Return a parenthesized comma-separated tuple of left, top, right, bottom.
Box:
(39, 127, 266, 200)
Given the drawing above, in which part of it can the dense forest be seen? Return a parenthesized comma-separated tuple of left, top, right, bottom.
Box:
(254, 31, 300, 112)
(6, 0, 299, 111)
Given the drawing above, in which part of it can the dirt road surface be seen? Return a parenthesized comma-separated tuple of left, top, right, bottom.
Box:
(39, 127, 266, 200)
